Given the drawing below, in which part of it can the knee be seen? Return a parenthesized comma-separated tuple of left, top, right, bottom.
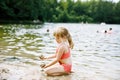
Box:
(44, 68, 51, 75)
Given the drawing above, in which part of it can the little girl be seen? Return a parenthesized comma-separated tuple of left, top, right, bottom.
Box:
(39, 27, 74, 76)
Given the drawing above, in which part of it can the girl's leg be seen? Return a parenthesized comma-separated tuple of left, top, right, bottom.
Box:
(44, 64, 68, 76)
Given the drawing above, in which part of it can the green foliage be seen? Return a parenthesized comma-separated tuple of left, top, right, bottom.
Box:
(0, 0, 43, 20)
(0, 0, 119, 24)
(113, 1, 120, 24)
(93, 0, 114, 23)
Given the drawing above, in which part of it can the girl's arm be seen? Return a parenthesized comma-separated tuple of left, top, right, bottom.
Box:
(45, 54, 56, 59)
(43, 45, 65, 68)
(39, 54, 56, 60)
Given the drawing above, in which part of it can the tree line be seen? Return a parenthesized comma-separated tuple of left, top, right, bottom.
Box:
(0, 0, 120, 24)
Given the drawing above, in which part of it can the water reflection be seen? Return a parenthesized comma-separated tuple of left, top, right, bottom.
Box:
(0, 23, 120, 80)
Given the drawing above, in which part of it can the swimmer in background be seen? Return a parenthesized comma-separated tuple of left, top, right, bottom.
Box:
(96, 30, 99, 33)
(97, 28, 113, 34)
(107, 28, 112, 34)
(47, 29, 49, 32)
(104, 30, 107, 33)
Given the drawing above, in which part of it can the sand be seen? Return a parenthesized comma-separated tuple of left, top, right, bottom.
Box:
(0, 62, 73, 80)
(0, 62, 115, 80)
(0, 62, 88, 80)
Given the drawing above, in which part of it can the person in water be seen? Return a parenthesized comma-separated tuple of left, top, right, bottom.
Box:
(104, 30, 107, 33)
(47, 29, 49, 32)
(97, 28, 113, 34)
(39, 27, 74, 76)
(107, 28, 112, 34)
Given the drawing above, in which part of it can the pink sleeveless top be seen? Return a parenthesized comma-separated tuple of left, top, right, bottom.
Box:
(56, 45, 70, 59)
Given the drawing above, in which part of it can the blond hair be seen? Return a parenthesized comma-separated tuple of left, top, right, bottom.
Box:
(53, 27, 74, 49)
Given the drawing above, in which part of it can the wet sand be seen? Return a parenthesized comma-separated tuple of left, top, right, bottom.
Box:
(0, 62, 99, 80)
(0, 62, 72, 80)
(0, 62, 115, 80)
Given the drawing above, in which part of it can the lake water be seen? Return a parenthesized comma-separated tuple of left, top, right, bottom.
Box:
(0, 23, 120, 80)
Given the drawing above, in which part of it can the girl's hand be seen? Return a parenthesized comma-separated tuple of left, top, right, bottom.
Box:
(43, 64, 48, 68)
(39, 55, 46, 60)
(40, 63, 46, 68)
(40, 63, 49, 68)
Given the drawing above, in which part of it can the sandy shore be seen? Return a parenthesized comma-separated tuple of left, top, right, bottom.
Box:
(0, 63, 73, 80)
(0, 62, 117, 80)
(0, 62, 94, 80)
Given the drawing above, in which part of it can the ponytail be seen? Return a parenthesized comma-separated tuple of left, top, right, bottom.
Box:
(67, 33, 74, 49)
